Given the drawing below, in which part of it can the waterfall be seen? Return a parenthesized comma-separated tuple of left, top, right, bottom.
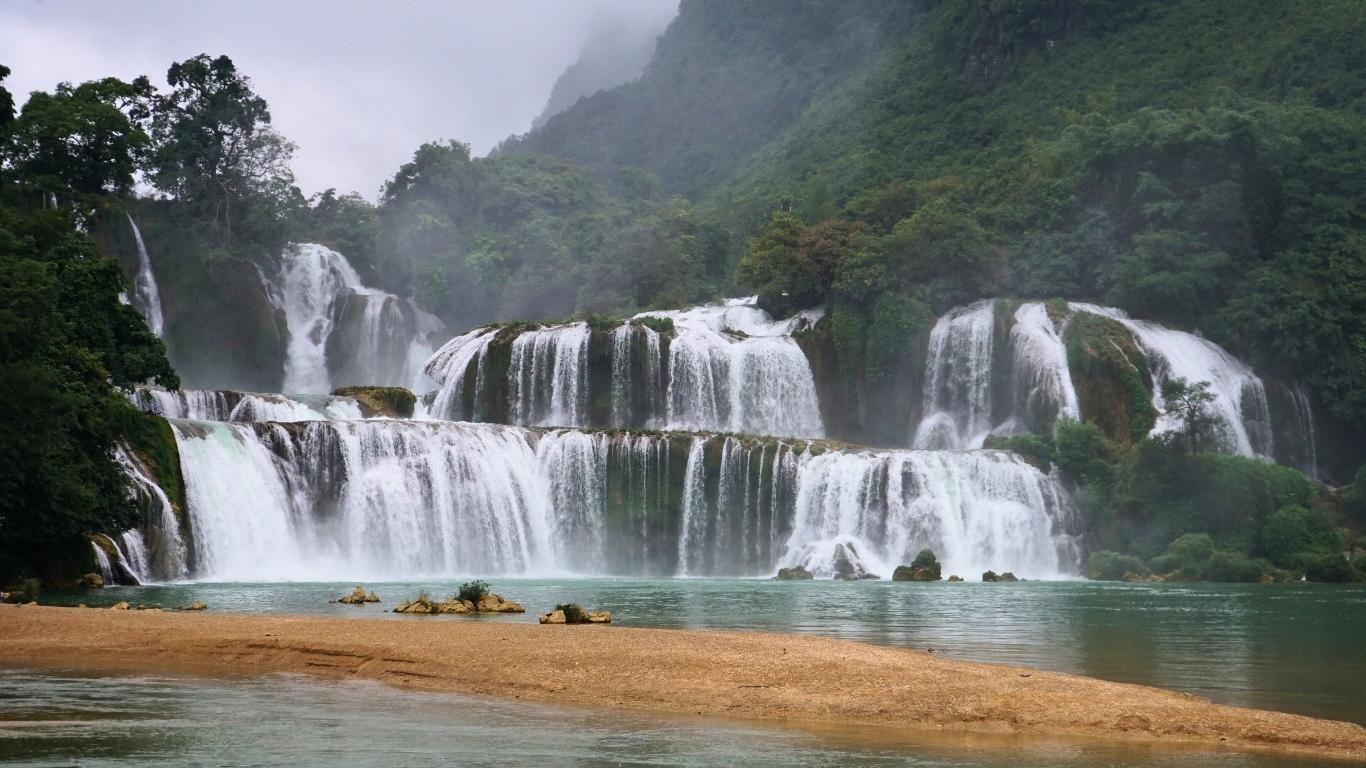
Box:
(92, 544, 115, 584)
(152, 418, 1078, 582)
(609, 324, 664, 428)
(1071, 303, 1274, 457)
(643, 298, 824, 437)
(113, 443, 186, 582)
(130, 388, 363, 422)
(269, 243, 438, 393)
(1006, 302, 1079, 434)
(425, 327, 497, 421)
(124, 215, 165, 338)
(913, 300, 996, 449)
(1290, 383, 1318, 479)
(780, 449, 1079, 580)
(508, 323, 591, 427)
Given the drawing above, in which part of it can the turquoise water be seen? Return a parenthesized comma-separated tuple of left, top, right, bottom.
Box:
(0, 669, 1345, 767)
(39, 578, 1366, 726)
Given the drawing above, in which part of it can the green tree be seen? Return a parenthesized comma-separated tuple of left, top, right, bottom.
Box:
(147, 54, 296, 245)
(1160, 377, 1217, 452)
(5, 77, 152, 200)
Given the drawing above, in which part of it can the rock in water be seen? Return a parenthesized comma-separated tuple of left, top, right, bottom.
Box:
(586, 610, 612, 624)
(831, 541, 879, 580)
(394, 596, 440, 614)
(892, 549, 943, 581)
(774, 566, 813, 580)
(947, 575, 964, 582)
(475, 593, 525, 613)
(982, 571, 1000, 582)
(1000, 572, 1019, 582)
(365, 591, 380, 603)
(79, 572, 105, 589)
(539, 609, 567, 624)
(338, 585, 372, 605)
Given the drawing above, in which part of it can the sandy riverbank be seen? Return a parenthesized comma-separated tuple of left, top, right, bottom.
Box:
(2, 604, 1363, 761)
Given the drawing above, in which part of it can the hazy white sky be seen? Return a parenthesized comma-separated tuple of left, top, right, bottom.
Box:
(0, 0, 678, 198)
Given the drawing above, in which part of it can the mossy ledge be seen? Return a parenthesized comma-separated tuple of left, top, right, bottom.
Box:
(331, 386, 417, 419)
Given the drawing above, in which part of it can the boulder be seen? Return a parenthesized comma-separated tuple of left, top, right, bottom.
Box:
(330, 386, 416, 419)
(79, 572, 105, 589)
(947, 575, 964, 582)
(981, 571, 1000, 582)
(394, 596, 440, 614)
(338, 585, 373, 605)
(475, 593, 525, 613)
(437, 599, 470, 614)
(539, 609, 567, 624)
(774, 566, 813, 581)
(831, 542, 876, 581)
(586, 610, 612, 624)
(999, 572, 1019, 582)
(184, 601, 208, 611)
(110, 601, 130, 610)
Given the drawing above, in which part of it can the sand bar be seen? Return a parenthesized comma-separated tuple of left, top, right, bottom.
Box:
(2, 604, 1363, 761)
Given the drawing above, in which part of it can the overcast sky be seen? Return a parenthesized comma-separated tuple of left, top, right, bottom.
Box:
(0, 0, 678, 199)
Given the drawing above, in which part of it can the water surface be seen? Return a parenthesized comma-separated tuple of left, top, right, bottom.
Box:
(41, 578, 1366, 726)
(0, 669, 1346, 767)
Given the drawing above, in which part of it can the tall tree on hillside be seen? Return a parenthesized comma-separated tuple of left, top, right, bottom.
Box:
(146, 54, 295, 246)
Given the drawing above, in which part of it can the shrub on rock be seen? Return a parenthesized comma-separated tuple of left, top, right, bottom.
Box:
(892, 549, 942, 581)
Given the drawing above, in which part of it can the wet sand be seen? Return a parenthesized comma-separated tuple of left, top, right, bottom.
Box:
(2, 604, 1363, 761)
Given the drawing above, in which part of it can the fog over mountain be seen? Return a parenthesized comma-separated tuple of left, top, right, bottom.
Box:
(0, 0, 678, 198)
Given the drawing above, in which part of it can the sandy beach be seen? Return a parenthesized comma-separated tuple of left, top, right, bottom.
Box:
(2, 604, 1363, 761)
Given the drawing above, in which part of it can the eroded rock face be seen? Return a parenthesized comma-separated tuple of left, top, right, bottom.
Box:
(586, 610, 612, 624)
(831, 542, 879, 580)
(775, 566, 813, 580)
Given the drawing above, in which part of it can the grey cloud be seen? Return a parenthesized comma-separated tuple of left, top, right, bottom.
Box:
(0, 0, 678, 198)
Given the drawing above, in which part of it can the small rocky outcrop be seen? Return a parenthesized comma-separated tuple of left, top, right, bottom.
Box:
(393, 592, 522, 615)
(774, 565, 813, 580)
(541, 603, 611, 624)
(110, 601, 130, 610)
(892, 549, 942, 582)
(338, 585, 381, 605)
(331, 386, 416, 419)
(982, 571, 1019, 582)
(184, 601, 208, 611)
(832, 542, 879, 580)
(79, 572, 105, 589)
(475, 593, 525, 613)
(947, 575, 964, 582)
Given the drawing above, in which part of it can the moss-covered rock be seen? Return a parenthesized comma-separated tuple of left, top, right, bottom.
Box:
(331, 386, 416, 418)
(1064, 311, 1156, 446)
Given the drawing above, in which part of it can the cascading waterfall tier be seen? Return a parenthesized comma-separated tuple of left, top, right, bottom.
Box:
(267, 243, 440, 394)
(136, 419, 1078, 582)
(424, 298, 825, 439)
(908, 300, 1305, 465)
(1070, 303, 1275, 457)
(130, 387, 364, 422)
(125, 216, 164, 337)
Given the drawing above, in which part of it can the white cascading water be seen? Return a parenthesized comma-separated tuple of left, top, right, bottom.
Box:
(144, 418, 1079, 582)
(508, 323, 592, 427)
(913, 300, 996, 449)
(610, 323, 665, 428)
(425, 327, 498, 421)
(1006, 302, 1080, 434)
(1290, 383, 1318, 478)
(113, 443, 186, 582)
(91, 543, 115, 584)
(270, 243, 438, 393)
(1071, 303, 1274, 457)
(641, 298, 824, 437)
(778, 449, 1079, 580)
(125, 215, 164, 337)
(131, 387, 364, 422)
